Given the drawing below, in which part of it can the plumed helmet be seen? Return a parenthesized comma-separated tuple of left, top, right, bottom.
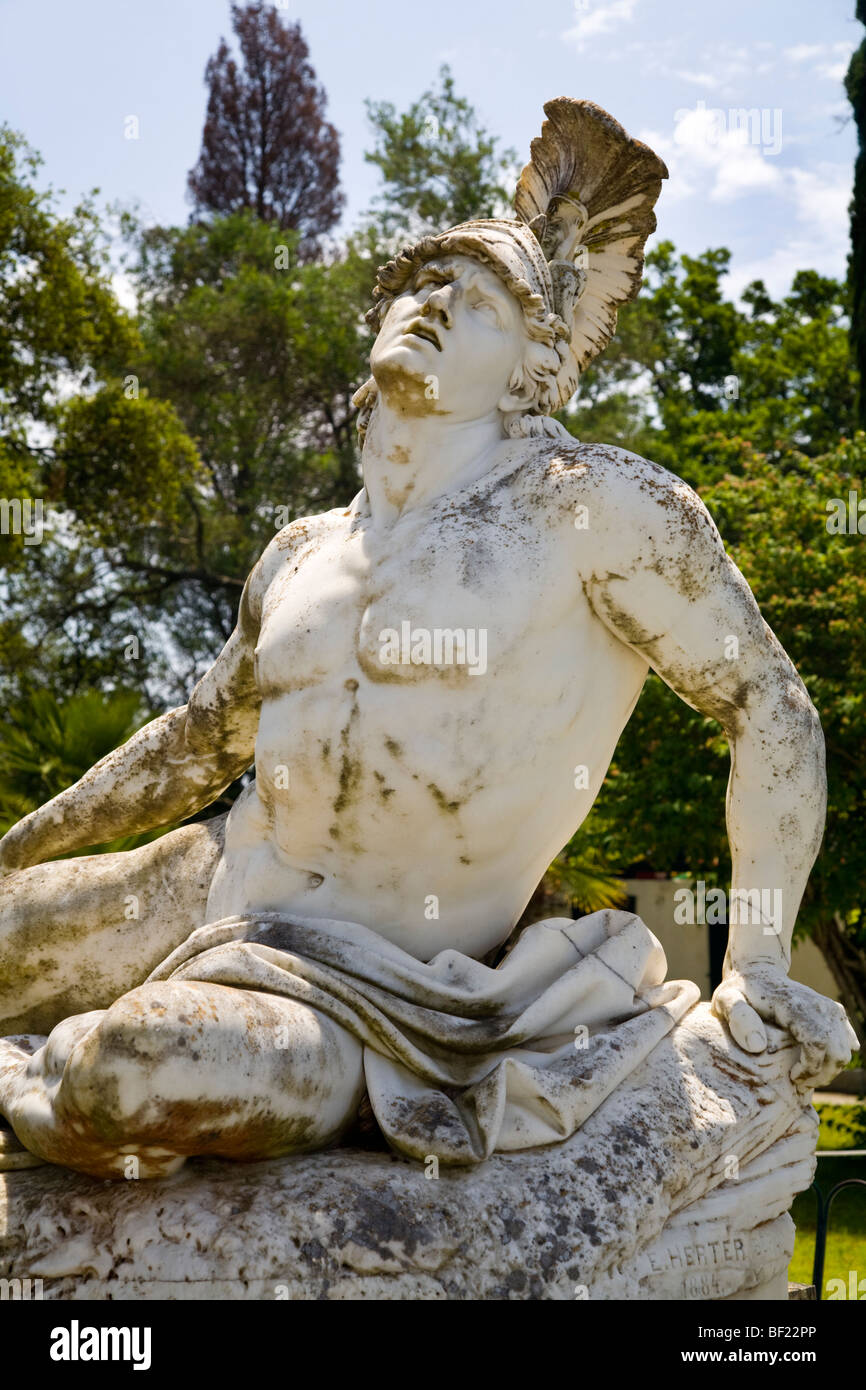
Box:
(363, 99, 668, 422)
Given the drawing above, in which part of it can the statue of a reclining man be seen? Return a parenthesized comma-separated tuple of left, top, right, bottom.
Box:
(0, 100, 855, 1180)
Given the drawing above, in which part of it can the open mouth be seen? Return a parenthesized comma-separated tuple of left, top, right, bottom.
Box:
(404, 319, 442, 350)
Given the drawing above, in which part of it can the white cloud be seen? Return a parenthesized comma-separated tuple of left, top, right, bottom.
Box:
(723, 238, 844, 302)
(784, 44, 825, 63)
(711, 139, 785, 201)
(643, 106, 785, 205)
(623, 37, 677, 57)
(111, 271, 137, 313)
(788, 162, 852, 243)
(810, 99, 850, 120)
(560, 32, 855, 301)
(673, 70, 722, 90)
(638, 107, 851, 299)
(635, 126, 692, 196)
(783, 40, 854, 83)
(624, 40, 778, 101)
(641, 136, 852, 301)
(816, 61, 849, 83)
(562, 0, 640, 51)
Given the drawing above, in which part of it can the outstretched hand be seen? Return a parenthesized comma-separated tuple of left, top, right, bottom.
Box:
(712, 963, 859, 1092)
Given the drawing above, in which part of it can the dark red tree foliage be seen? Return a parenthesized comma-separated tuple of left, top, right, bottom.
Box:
(187, 3, 343, 253)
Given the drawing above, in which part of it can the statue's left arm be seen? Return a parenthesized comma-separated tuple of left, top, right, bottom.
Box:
(582, 454, 857, 1088)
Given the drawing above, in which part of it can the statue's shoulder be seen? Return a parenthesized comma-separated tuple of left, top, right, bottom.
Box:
(533, 436, 702, 521)
(514, 435, 716, 563)
(247, 501, 355, 602)
(270, 503, 347, 554)
(536, 435, 680, 488)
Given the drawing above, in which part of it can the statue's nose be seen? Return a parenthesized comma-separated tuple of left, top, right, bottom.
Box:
(421, 287, 453, 329)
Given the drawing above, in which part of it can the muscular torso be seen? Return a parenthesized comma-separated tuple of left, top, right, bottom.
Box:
(205, 441, 649, 959)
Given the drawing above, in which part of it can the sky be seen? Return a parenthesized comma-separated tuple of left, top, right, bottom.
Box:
(0, 0, 859, 301)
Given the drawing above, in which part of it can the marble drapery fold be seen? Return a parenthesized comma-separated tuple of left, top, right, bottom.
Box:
(146, 908, 700, 1163)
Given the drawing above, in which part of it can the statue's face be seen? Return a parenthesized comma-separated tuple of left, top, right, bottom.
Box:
(370, 252, 528, 420)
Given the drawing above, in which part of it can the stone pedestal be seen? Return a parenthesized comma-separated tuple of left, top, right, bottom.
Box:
(0, 1137, 809, 1301)
(0, 1006, 816, 1301)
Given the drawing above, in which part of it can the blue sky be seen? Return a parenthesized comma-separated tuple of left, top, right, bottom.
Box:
(0, 0, 859, 300)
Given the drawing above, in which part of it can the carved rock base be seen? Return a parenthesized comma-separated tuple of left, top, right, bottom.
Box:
(0, 1005, 816, 1300)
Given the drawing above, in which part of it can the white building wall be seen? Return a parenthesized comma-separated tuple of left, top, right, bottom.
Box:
(624, 877, 839, 1003)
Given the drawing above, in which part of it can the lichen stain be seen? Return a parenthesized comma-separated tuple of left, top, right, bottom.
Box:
(427, 784, 462, 815)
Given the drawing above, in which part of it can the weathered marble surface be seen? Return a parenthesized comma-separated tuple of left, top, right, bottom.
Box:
(0, 98, 854, 1297)
(0, 1156, 795, 1301)
(0, 1005, 815, 1300)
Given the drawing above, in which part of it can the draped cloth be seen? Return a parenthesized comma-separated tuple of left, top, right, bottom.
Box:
(146, 908, 701, 1164)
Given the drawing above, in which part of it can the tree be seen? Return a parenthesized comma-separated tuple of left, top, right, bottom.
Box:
(0, 126, 138, 532)
(567, 245, 856, 486)
(0, 169, 376, 705)
(187, 3, 342, 256)
(0, 125, 203, 704)
(364, 65, 517, 238)
(846, 0, 866, 427)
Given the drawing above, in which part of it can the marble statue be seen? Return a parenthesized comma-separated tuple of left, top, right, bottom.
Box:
(0, 100, 856, 1295)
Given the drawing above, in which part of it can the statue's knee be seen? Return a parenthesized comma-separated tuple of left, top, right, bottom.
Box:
(41, 1011, 104, 1078)
(63, 985, 195, 1131)
(61, 984, 365, 1155)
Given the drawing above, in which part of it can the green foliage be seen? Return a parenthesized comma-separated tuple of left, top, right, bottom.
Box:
(0, 127, 208, 698)
(1, 190, 379, 701)
(101, 209, 378, 685)
(821, 1101, 866, 1149)
(55, 383, 200, 535)
(644, 243, 741, 417)
(0, 688, 168, 853)
(0, 123, 142, 583)
(0, 127, 138, 424)
(706, 444, 866, 946)
(566, 246, 856, 486)
(547, 829, 629, 915)
(364, 65, 517, 237)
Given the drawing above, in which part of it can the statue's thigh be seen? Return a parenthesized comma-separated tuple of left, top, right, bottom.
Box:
(71, 980, 366, 1158)
(0, 816, 227, 1035)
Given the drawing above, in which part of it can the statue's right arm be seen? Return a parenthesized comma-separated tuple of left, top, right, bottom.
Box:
(0, 555, 268, 876)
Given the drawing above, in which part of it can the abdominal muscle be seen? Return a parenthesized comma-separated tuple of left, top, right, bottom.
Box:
(204, 627, 647, 962)
(204, 774, 550, 962)
(203, 719, 629, 963)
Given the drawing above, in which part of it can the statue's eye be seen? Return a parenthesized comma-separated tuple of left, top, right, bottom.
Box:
(416, 268, 450, 291)
(470, 295, 499, 323)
